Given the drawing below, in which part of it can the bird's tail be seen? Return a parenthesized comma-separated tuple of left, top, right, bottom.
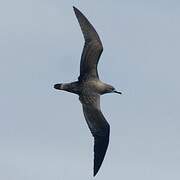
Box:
(54, 81, 80, 95)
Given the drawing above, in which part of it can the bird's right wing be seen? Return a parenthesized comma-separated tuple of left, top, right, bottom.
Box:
(73, 7, 103, 81)
(79, 94, 110, 176)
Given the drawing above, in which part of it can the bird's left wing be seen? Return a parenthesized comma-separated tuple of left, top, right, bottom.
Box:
(79, 94, 110, 176)
(73, 6, 103, 81)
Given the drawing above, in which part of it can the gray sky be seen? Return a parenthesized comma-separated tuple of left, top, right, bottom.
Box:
(0, 0, 180, 179)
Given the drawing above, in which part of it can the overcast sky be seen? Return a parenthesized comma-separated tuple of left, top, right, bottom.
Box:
(0, 0, 180, 179)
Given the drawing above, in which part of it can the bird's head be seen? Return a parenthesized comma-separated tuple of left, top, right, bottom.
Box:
(104, 84, 122, 95)
(112, 87, 122, 95)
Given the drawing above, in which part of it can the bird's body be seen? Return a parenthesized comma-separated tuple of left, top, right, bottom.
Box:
(54, 80, 114, 95)
(54, 6, 121, 176)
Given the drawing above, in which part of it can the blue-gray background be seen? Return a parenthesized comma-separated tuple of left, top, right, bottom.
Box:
(0, 0, 180, 179)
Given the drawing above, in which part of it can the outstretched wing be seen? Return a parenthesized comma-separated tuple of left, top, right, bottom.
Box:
(73, 6, 103, 81)
(79, 94, 110, 176)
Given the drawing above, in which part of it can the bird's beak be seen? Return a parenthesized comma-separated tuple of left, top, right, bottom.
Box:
(113, 90, 122, 94)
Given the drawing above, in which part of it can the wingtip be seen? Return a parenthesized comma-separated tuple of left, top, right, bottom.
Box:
(73, 6, 79, 13)
(73, 6, 85, 19)
(93, 162, 100, 177)
(93, 153, 103, 177)
(93, 169, 98, 177)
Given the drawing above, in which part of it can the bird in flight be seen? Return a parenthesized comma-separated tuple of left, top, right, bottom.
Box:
(54, 6, 122, 176)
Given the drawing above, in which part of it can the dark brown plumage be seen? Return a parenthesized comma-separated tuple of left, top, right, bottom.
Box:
(73, 6, 103, 81)
(54, 6, 122, 176)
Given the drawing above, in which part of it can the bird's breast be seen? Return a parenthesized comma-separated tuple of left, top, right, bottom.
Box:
(82, 80, 107, 95)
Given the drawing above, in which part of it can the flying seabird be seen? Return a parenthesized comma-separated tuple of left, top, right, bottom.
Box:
(54, 6, 122, 176)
